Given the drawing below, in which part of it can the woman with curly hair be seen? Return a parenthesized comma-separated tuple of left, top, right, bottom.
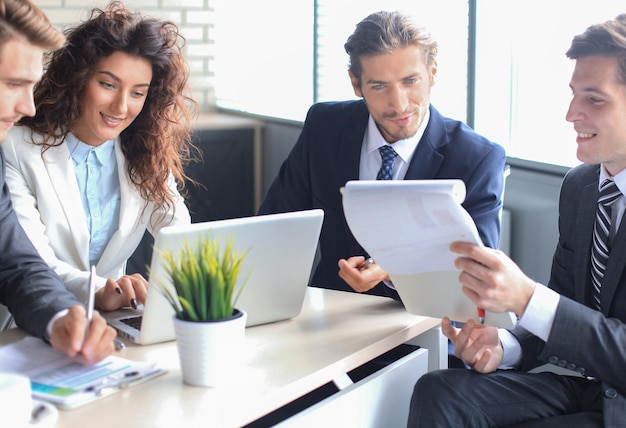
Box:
(3, 1, 197, 311)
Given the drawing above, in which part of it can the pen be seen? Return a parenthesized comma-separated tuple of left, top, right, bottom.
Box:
(86, 371, 142, 396)
(113, 338, 126, 350)
(85, 265, 96, 338)
(477, 307, 485, 325)
(31, 403, 47, 423)
(359, 257, 375, 271)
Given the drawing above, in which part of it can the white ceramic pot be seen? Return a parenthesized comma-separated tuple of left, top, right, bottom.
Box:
(173, 309, 247, 387)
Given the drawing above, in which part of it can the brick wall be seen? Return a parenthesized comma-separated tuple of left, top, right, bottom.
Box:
(38, 0, 216, 112)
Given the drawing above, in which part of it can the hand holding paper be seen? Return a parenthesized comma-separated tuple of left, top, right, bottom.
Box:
(342, 179, 515, 328)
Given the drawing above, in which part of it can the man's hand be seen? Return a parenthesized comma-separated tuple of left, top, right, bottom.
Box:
(451, 242, 536, 317)
(49, 305, 116, 365)
(442, 317, 503, 373)
(338, 256, 389, 292)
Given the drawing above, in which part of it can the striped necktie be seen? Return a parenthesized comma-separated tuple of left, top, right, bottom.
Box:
(376, 145, 398, 180)
(590, 178, 622, 310)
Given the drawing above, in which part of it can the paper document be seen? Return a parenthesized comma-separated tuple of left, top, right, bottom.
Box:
(342, 179, 515, 328)
(0, 337, 166, 408)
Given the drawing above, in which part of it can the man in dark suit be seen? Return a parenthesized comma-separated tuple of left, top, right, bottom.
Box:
(409, 14, 626, 428)
(0, 0, 115, 364)
(259, 11, 506, 299)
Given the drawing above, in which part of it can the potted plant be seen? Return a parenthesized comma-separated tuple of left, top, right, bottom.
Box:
(157, 234, 249, 387)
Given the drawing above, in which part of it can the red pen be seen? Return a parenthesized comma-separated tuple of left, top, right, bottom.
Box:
(477, 307, 485, 324)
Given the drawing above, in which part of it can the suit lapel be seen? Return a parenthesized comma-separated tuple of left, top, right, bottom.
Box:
(405, 106, 445, 179)
(97, 139, 145, 271)
(336, 104, 370, 256)
(44, 144, 90, 264)
(336, 105, 367, 185)
(574, 180, 598, 306)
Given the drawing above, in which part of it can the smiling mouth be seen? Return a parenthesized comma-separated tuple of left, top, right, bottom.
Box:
(577, 132, 596, 139)
(101, 113, 124, 124)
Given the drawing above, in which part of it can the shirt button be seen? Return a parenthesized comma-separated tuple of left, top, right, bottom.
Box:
(93, 211, 100, 218)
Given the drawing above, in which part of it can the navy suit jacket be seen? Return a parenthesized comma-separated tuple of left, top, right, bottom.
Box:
(0, 146, 78, 339)
(512, 164, 626, 427)
(259, 100, 506, 298)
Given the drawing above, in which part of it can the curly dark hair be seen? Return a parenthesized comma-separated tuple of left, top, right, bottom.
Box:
(19, 1, 197, 226)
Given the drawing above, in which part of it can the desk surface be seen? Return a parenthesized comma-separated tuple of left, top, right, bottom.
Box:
(1, 288, 439, 428)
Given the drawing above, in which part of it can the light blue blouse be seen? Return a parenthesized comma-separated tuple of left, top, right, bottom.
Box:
(66, 133, 121, 267)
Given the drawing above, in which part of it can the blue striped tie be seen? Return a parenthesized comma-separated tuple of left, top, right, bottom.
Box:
(590, 179, 622, 310)
(376, 145, 398, 180)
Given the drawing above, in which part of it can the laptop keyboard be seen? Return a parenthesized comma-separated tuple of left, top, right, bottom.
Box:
(120, 316, 142, 330)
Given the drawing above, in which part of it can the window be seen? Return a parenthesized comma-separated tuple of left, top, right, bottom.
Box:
(214, 1, 624, 167)
(474, 0, 625, 167)
(214, 1, 468, 123)
(315, 1, 469, 122)
(213, 0, 314, 121)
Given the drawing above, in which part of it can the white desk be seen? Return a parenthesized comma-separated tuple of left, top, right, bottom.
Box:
(1, 288, 443, 427)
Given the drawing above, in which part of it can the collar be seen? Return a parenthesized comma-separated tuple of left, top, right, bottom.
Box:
(66, 133, 116, 166)
(364, 107, 430, 162)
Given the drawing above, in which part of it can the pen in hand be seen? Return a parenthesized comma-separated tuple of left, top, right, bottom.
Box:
(85, 265, 97, 339)
(477, 307, 485, 325)
(359, 257, 375, 271)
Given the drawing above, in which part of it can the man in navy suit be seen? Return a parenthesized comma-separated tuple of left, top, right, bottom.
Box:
(259, 11, 506, 299)
(409, 14, 626, 428)
(0, 0, 115, 364)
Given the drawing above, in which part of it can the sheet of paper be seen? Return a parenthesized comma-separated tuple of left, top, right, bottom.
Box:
(342, 179, 482, 274)
(0, 337, 164, 408)
(342, 179, 515, 328)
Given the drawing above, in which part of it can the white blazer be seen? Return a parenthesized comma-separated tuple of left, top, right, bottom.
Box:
(3, 126, 191, 302)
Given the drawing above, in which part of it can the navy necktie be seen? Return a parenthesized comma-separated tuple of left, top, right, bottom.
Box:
(376, 145, 398, 180)
(590, 178, 622, 310)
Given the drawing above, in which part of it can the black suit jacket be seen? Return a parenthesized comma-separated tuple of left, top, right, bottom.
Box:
(259, 101, 506, 298)
(0, 146, 78, 339)
(513, 164, 626, 427)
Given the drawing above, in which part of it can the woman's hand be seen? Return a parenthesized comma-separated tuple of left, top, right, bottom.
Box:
(94, 273, 148, 311)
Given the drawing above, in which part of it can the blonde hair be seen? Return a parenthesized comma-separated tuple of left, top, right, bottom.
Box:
(0, 0, 65, 51)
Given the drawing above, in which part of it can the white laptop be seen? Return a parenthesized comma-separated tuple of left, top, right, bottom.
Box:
(104, 209, 324, 345)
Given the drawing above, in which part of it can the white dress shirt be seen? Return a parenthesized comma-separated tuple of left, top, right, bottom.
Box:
(358, 109, 430, 180)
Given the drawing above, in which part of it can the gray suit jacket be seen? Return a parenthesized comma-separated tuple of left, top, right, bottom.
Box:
(513, 163, 626, 427)
(0, 146, 78, 339)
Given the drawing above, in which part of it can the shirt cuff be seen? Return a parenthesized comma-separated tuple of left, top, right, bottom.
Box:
(517, 283, 560, 342)
(46, 309, 69, 341)
(498, 328, 522, 369)
(382, 279, 395, 290)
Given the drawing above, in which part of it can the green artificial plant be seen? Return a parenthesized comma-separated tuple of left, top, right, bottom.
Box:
(158, 234, 248, 321)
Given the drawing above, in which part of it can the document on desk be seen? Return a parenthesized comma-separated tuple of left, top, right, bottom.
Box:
(342, 179, 515, 328)
(0, 336, 166, 408)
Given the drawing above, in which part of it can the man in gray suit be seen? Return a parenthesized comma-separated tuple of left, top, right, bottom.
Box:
(408, 14, 626, 428)
(0, 0, 115, 364)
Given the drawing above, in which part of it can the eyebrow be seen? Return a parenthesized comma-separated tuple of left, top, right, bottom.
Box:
(364, 73, 420, 85)
(97, 70, 151, 88)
